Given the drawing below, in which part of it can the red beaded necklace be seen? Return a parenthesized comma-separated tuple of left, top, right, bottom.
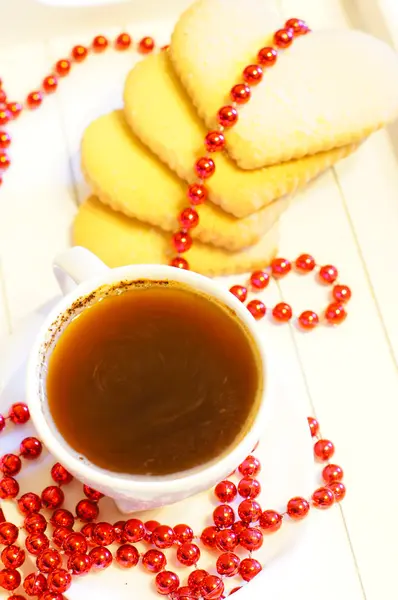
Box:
(0, 18, 348, 600)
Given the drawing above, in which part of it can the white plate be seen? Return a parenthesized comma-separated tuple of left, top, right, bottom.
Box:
(0, 298, 314, 599)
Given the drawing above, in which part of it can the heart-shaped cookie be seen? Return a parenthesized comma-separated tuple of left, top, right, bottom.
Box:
(170, 0, 398, 169)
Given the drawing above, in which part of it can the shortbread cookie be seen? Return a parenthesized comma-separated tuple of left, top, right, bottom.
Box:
(124, 53, 356, 218)
(170, 0, 398, 169)
(73, 197, 279, 276)
(82, 111, 288, 249)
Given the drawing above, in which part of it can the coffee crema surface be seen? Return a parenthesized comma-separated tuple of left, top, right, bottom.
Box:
(46, 282, 261, 476)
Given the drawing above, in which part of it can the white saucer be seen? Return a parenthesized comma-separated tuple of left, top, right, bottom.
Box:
(0, 298, 314, 599)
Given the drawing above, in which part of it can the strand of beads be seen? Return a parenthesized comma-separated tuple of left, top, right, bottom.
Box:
(230, 254, 352, 328)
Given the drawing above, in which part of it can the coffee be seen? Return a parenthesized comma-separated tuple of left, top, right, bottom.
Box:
(46, 281, 261, 476)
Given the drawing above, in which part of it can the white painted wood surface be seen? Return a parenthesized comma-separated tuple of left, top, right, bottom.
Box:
(1, 0, 398, 599)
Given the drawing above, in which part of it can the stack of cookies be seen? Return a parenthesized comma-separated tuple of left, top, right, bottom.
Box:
(74, 0, 398, 276)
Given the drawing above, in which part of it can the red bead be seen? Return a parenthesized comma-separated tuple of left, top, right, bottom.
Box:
(238, 499, 261, 523)
(325, 302, 346, 324)
(7, 102, 23, 119)
(328, 481, 346, 502)
(1, 454, 21, 477)
(144, 520, 160, 542)
(18, 493, 41, 515)
(217, 105, 238, 128)
(52, 527, 71, 549)
(187, 182, 208, 205)
(83, 484, 103, 502)
(274, 28, 294, 48)
(215, 480, 237, 503)
(0, 568, 21, 591)
(50, 509, 74, 529)
(124, 518, 145, 543)
(81, 522, 96, 546)
(312, 487, 335, 509)
(295, 253, 316, 272)
(67, 552, 92, 575)
(259, 510, 283, 532)
(25, 533, 50, 556)
(188, 569, 208, 592)
(299, 310, 319, 330)
(24, 572, 47, 596)
(152, 525, 175, 548)
(201, 575, 224, 599)
(230, 83, 251, 104)
(0, 89, 6, 103)
(200, 526, 218, 549)
(138, 36, 155, 54)
(170, 257, 189, 270)
(26, 91, 43, 109)
(319, 265, 338, 284)
(0, 151, 10, 170)
(213, 504, 235, 529)
(238, 455, 261, 477)
(272, 302, 293, 322)
(179, 207, 199, 229)
(172, 231, 192, 253)
(239, 558, 262, 582)
(247, 299, 266, 320)
(0, 131, 11, 149)
(257, 47, 278, 66)
(89, 546, 112, 569)
(92, 35, 108, 52)
(333, 284, 351, 303)
(55, 59, 71, 77)
(156, 570, 180, 595)
(271, 257, 291, 277)
(1, 545, 25, 569)
(243, 64, 263, 85)
(24, 513, 47, 535)
(20, 437, 42, 460)
(0, 477, 19, 499)
(216, 552, 240, 577)
(239, 527, 263, 551)
(231, 520, 247, 537)
(41, 487, 64, 510)
(43, 75, 58, 94)
(176, 586, 196, 599)
(307, 416, 319, 437)
(177, 542, 200, 566)
(115, 33, 132, 50)
(0, 415, 5, 432)
(72, 45, 88, 62)
(0, 109, 11, 126)
(142, 549, 166, 573)
(238, 477, 261, 499)
(173, 524, 194, 544)
(229, 285, 247, 302)
(36, 549, 62, 573)
(250, 270, 270, 290)
(113, 520, 126, 543)
(205, 130, 225, 152)
(285, 18, 309, 35)
(37, 593, 64, 600)
(63, 532, 87, 556)
(215, 529, 238, 552)
(230, 587, 242, 595)
(116, 544, 139, 568)
(322, 464, 344, 484)
(47, 569, 72, 594)
(92, 522, 115, 546)
(0, 176, 2, 188)
(314, 439, 335, 461)
(287, 497, 310, 520)
(51, 464, 73, 486)
(195, 157, 215, 179)
(76, 499, 99, 522)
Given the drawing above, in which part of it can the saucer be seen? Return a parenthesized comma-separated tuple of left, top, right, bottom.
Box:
(0, 298, 314, 598)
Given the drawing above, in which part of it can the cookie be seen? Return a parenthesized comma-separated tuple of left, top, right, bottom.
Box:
(73, 197, 279, 277)
(82, 111, 287, 249)
(170, 0, 398, 169)
(124, 53, 357, 217)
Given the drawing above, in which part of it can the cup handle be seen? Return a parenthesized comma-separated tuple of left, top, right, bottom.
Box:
(53, 246, 110, 296)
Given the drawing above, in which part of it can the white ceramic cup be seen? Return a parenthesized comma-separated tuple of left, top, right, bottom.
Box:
(27, 247, 274, 514)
